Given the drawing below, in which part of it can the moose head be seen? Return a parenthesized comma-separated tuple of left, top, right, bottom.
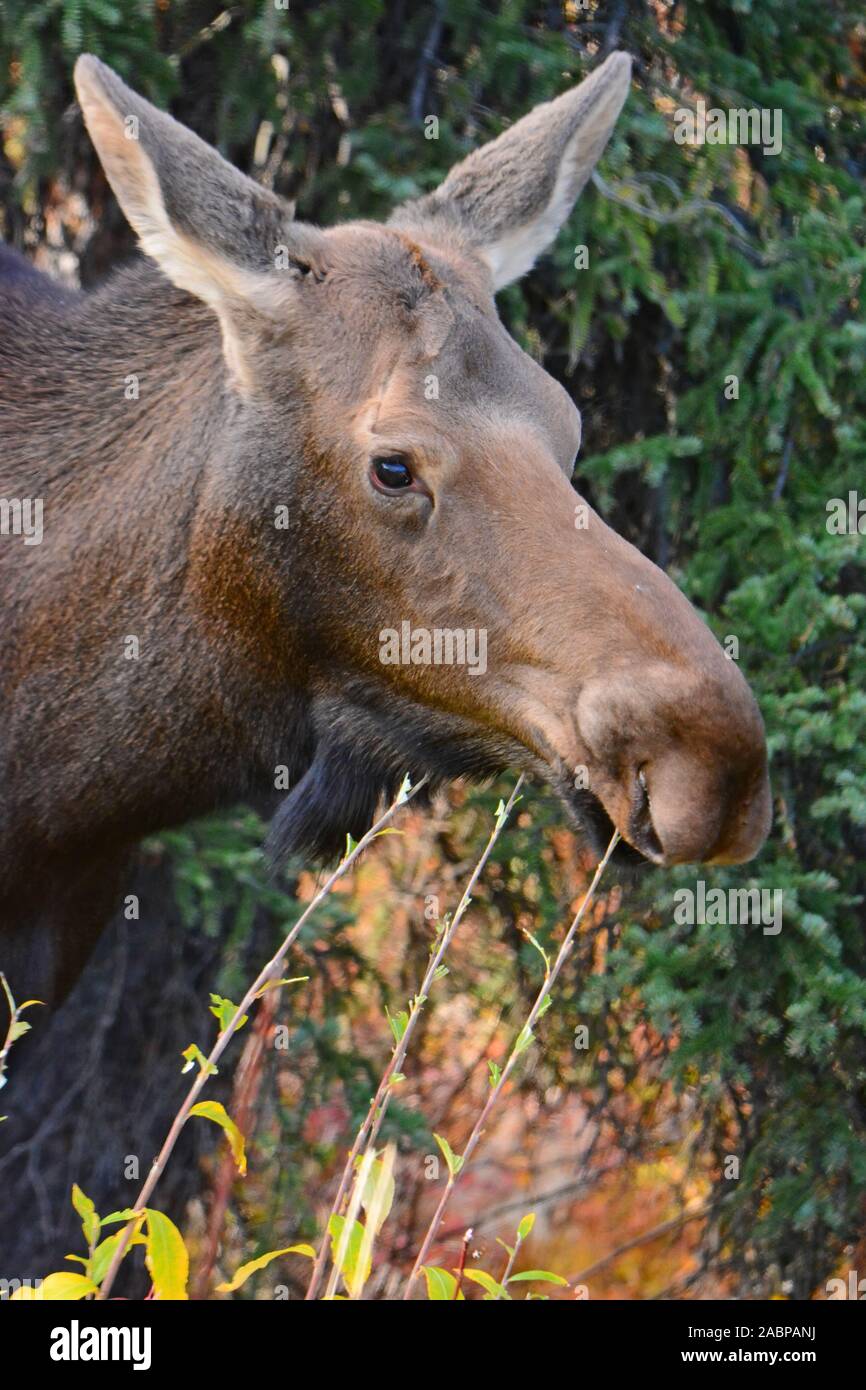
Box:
(0, 53, 770, 1003)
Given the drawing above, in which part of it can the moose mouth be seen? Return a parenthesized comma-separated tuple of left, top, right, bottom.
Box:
(551, 768, 653, 870)
(267, 683, 654, 871)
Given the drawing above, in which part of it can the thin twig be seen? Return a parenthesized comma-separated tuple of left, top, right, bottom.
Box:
(403, 828, 621, 1299)
(409, 0, 446, 124)
(772, 436, 792, 501)
(192, 985, 279, 1298)
(499, 1228, 524, 1286)
(96, 775, 427, 1300)
(304, 776, 525, 1301)
(600, 0, 627, 58)
(570, 1202, 709, 1287)
(436, 1156, 627, 1239)
(323, 1146, 376, 1302)
(591, 169, 761, 258)
(0, 972, 43, 1102)
(453, 1227, 472, 1299)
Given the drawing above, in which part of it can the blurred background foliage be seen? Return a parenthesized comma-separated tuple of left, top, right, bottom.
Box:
(1, 0, 865, 1299)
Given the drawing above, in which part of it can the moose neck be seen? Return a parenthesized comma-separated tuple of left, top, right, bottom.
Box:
(2, 261, 306, 854)
(19, 262, 232, 483)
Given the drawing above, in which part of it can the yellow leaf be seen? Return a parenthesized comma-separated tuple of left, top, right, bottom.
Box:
(421, 1266, 464, 1300)
(254, 976, 309, 999)
(71, 1183, 100, 1248)
(216, 1244, 315, 1294)
(189, 1101, 247, 1175)
(10, 1271, 98, 1300)
(355, 1151, 396, 1235)
(327, 1215, 370, 1288)
(144, 1209, 189, 1300)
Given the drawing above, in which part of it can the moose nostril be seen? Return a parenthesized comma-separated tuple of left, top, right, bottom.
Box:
(630, 764, 664, 861)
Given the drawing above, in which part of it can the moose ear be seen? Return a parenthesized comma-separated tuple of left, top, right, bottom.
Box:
(391, 51, 631, 291)
(74, 55, 321, 382)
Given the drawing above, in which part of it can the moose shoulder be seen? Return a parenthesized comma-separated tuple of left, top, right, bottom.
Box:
(0, 52, 771, 1006)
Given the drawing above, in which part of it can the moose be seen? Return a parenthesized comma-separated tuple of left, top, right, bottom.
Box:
(0, 52, 771, 1009)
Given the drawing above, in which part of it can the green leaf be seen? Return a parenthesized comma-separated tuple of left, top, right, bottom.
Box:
(421, 1265, 461, 1300)
(327, 1215, 370, 1286)
(513, 1024, 535, 1057)
(209, 994, 248, 1035)
(100, 1208, 141, 1227)
(507, 1269, 568, 1285)
(385, 1006, 409, 1046)
(189, 1100, 247, 1174)
(71, 1184, 100, 1249)
(517, 1212, 536, 1242)
(464, 1269, 510, 1299)
(88, 1232, 138, 1287)
(488, 1060, 502, 1087)
(495, 793, 520, 828)
(434, 1132, 463, 1177)
(354, 1153, 395, 1233)
(144, 1209, 189, 1300)
(181, 1043, 218, 1076)
(521, 928, 550, 973)
(216, 1244, 315, 1293)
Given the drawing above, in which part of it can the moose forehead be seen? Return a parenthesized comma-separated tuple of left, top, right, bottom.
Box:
(307, 222, 582, 465)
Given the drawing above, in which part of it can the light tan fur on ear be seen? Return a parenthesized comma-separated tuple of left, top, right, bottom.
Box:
(74, 55, 300, 391)
(76, 57, 257, 307)
(391, 51, 632, 291)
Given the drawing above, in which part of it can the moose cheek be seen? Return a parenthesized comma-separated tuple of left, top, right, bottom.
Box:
(367, 489, 433, 533)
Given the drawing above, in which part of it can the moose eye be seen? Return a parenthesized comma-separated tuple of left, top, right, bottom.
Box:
(371, 455, 413, 492)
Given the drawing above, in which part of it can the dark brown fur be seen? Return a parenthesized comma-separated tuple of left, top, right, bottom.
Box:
(0, 56, 771, 1005)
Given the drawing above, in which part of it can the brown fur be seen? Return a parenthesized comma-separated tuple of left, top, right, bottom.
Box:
(0, 54, 770, 1005)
